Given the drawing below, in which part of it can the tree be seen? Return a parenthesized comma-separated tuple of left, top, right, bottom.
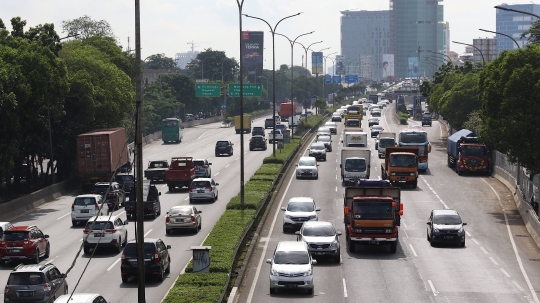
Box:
(62, 15, 114, 39)
(479, 45, 540, 175)
(313, 98, 326, 115)
(437, 72, 481, 130)
(521, 19, 540, 44)
(186, 49, 238, 82)
(144, 54, 178, 70)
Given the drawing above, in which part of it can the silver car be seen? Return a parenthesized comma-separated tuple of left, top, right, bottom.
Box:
(266, 241, 316, 294)
(296, 221, 341, 263)
(194, 159, 212, 178)
(165, 205, 202, 234)
(189, 178, 219, 203)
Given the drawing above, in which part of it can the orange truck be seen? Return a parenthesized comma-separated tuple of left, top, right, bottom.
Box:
(343, 179, 403, 253)
(164, 157, 196, 192)
(380, 146, 419, 188)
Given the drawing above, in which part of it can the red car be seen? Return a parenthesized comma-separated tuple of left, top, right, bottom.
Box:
(0, 226, 50, 265)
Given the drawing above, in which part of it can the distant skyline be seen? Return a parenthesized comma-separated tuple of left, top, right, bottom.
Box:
(1, 1, 529, 70)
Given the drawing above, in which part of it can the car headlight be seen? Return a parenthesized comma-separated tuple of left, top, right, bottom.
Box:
(284, 215, 292, 219)
(458, 227, 464, 234)
(304, 269, 312, 276)
(330, 240, 339, 249)
(271, 268, 279, 276)
(410, 172, 415, 176)
(308, 215, 317, 220)
(433, 228, 439, 233)
(385, 229, 393, 233)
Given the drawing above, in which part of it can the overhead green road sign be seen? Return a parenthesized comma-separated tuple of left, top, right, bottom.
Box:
(196, 83, 221, 97)
(228, 84, 262, 97)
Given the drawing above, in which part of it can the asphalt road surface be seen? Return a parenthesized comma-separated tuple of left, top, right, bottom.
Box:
(237, 102, 540, 303)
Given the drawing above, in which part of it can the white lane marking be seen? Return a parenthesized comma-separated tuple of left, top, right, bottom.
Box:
(408, 244, 418, 257)
(335, 175, 337, 180)
(472, 238, 479, 245)
(144, 229, 153, 237)
(225, 164, 230, 168)
(480, 247, 489, 255)
(197, 130, 213, 140)
(57, 213, 70, 220)
(490, 257, 499, 266)
(481, 178, 539, 302)
(466, 231, 472, 237)
(185, 197, 189, 201)
(214, 172, 220, 176)
(427, 280, 437, 297)
(45, 258, 55, 264)
(342, 278, 348, 297)
(335, 186, 338, 192)
(161, 184, 167, 188)
(246, 168, 296, 303)
(106, 258, 121, 271)
(420, 176, 450, 209)
(500, 268, 511, 278)
(117, 210, 126, 217)
(235, 157, 240, 161)
(512, 280, 524, 292)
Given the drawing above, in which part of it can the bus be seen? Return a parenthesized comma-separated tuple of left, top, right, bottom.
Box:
(161, 118, 184, 143)
(398, 128, 431, 171)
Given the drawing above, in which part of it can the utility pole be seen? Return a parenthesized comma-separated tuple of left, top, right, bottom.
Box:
(134, 1, 146, 302)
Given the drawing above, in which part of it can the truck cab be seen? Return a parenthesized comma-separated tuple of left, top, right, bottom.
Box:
(165, 157, 196, 192)
(381, 147, 419, 188)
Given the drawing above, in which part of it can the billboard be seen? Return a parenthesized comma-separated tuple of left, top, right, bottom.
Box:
(241, 31, 264, 81)
(336, 55, 345, 75)
(407, 57, 418, 78)
(311, 52, 323, 74)
(382, 54, 394, 80)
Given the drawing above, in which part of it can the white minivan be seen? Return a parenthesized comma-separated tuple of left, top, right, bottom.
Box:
(83, 215, 129, 254)
(71, 194, 109, 227)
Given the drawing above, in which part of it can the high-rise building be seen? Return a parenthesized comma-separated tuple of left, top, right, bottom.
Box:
(473, 38, 498, 64)
(175, 51, 199, 69)
(496, 4, 540, 53)
(340, 10, 390, 80)
(390, 0, 444, 79)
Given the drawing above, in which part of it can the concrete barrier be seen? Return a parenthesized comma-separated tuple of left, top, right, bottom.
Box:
(0, 178, 78, 221)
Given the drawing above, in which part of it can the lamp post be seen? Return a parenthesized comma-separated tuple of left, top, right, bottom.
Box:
(323, 52, 336, 102)
(479, 28, 521, 49)
(314, 47, 329, 99)
(427, 50, 452, 63)
(275, 31, 314, 137)
(295, 41, 323, 113)
(243, 12, 303, 157)
(495, 5, 540, 19)
(452, 41, 485, 67)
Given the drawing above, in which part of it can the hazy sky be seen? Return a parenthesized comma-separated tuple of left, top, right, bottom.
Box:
(1, 0, 522, 70)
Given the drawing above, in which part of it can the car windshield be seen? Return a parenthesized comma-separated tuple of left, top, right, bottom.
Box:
(74, 197, 97, 206)
(390, 155, 416, 167)
(287, 201, 315, 212)
(310, 144, 325, 150)
(217, 141, 229, 147)
(302, 225, 335, 237)
(462, 145, 485, 157)
(8, 273, 45, 285)
(346, 120, 360, 127)
(379, 138, 395, 148)
(345, 159, 366, 171)
(85, 221, 113, 230)
(372, 126, 383, 131)
(298, 159, 316, 166)
(317, 136, 330, 143)
(168, 207, 192, 216)
(193, 161, 205, 167)
(3, 231, 29, 241)
(274, 251, 310, 264)
(93, 185, 109, 192)
(116, 175, 134, 182)
(252, 137, 263, 141)
(433, 214, 462, 225)
(399, 132, 427, 143)
(124, 243, 156, 258)
(353, 201, 394, 219)
(192, 181, 211, 187)
(149, 162, 166, 168)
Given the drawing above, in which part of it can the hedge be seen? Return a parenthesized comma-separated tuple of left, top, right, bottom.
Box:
(397, 112, 408, 125)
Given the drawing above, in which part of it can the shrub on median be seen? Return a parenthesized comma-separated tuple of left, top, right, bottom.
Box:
(398, 112, 408, 125)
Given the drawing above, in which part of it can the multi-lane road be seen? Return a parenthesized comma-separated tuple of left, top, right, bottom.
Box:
(238, 103, 540, 303)
(0, 117, 275, 303)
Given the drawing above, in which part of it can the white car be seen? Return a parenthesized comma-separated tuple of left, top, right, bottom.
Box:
(189, 178, 219, 203)
(281, 197, 321, 232)
(269, 130, 284, 143)
(266, 241, 317, 294)
(324, 122, 337, 134)
(71, 194, 109, 227)
(0, 222, 14, 239)
(54, 293, 109, 303)
(82, 215, 129, 254)
(295, 157, 319, 179)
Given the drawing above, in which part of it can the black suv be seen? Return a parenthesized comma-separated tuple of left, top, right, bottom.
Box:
(121, 238, 171, 282)
(252, 126, 265, 137)
(4, 263, 68, 303)
(115, 173, 134, 193)
(264, 118, 274, 129)
(249, 136, 267, 151)
(427, 209, 467, 247)
(422, 113, 432, 126)
(92, 182, 126, 210)
(215, 140, 234, 156)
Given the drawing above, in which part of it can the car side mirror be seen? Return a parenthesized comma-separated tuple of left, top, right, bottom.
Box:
(295, 164, 298, 166)
(215, 183, 219, 186)
(198, 210, 203, 214)
(280, 207, 286, 211)
(295, 231, 300, 235)
(209, 163, 212, 165)
(159, 192, 162, 196)
(124, 220, 129, 225)
(311, 259, 317, 265)
(266, 259, 272, 264)
(426, 222, 431, 225)
(166, 245, 171, 249)
(44, 235, 49, 238)
(316, 207, 321, 211)
(336, 231, 342, 236)
(462, 223, 467, 226)
(232, 143, 234, 145)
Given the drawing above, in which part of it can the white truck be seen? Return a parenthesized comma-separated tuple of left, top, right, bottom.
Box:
(288, 116, 300, 126)
(376, 132, 396, 158)
(342, 132, 368, 147)
(340, 147, 371, 183)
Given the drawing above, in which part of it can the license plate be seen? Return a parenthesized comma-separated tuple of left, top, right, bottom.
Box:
(176, 218, 184, 223)
(369, 240, 378, 244)
(10, 249, 20, 253)
(197, 190, 204, 193)
(444, 236, 453, 239)
(18, 292, 33, 297)
(94, 233, 104, 237)
(81, 209, 89, 213)
(313, 252, 325, 255)
(131, 261, 137, 266)
(285, 284, 298, 288)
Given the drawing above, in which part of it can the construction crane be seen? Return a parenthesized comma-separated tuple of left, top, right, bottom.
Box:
(187, 41, 211, 53)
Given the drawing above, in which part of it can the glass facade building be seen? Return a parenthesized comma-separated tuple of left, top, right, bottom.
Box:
(496, 4, 540, 54)
(340, 10, 390, 80)
(390, 0, 444, 79)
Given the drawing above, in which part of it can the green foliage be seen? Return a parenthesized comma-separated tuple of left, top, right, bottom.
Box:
(254, 164, 282, 175)
(144, 53, 178, 70)
(478, 44, 540, 174)
(437, 72, 481, 130)
(397, 112, 408, 125)
(520, 19, 540, 44)
(462, 110, 483, 134)
(61, 15, 114, 39)
(296, 115, 324, 132)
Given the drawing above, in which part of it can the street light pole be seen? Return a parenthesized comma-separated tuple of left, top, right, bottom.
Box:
(323, 52, 336, 103)
(314, 47, 330, 101)
(479, 28, 521, 49)
(452, 41, 485, 67)
(427, 50, 452, 63)
(495, 5, 540, 19)
(275, 31, 314, 137)
(295, 41, 323, 114)
(244, 12, 303, 156)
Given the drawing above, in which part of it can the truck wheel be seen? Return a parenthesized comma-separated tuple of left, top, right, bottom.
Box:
(390, 242, 397, 253)
(411, 180, 418, 189)
(455, 164, 461, 175)
(447, 155, 453, 168)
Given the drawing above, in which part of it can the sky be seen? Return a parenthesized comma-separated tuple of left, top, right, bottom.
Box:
(0, 0, 526, 70)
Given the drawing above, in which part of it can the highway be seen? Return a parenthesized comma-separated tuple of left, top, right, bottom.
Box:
(0, 116, 275, 303)
(238, 102, 540, 303)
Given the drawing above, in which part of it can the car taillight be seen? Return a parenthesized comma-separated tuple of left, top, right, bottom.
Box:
(249, 140, 252, 143)
(154, 252, 160, 263)
(4, 285, 8, 294)
(95, 203, 99, 210)
(202, 165, 208, 169)
(191, 216, 195, 222)
(189, 187, 195, 192)
(83, 229, 90, 234)
(43, 283, 51, 292)
(91, 191, 96, 194)
(206, 186, 212, 191)
(166, 217, 170, 223)
(121, 252, 125, 264)
(109, 191, 115, 195)
(105, 229, 117, 233)
(71, 204, 74, 211)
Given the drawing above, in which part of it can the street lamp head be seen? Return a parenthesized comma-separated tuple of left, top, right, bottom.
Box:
(494, 5, 508, 11)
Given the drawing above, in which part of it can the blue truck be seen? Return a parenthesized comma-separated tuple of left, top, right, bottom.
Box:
(447, 129, 490, 175)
